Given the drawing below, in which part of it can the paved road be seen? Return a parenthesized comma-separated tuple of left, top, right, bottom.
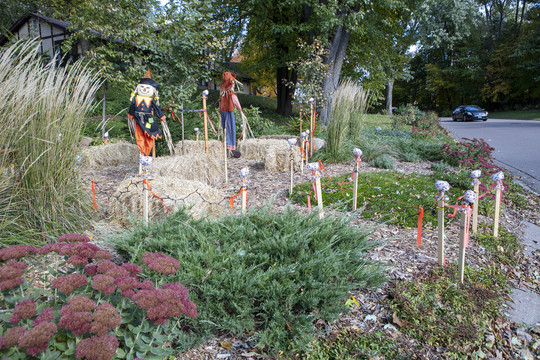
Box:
(439, 118, 540, 194)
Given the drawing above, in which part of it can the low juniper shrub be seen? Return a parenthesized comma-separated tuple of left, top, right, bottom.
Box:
(0, 233, 197, 360)
(371, 155, 395, 169)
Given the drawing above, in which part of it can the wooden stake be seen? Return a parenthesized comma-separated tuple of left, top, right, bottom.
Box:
(143, 181, 149, 223)
(224, 126, 228, 184)
(315, 177, 324, 219)
(472, 181, 479, 233)
(352, 166, 359, 211)
(181, 102, 185, 155)
(289, 156, 294, 196)
(152, 143, 156, 158)
(437, 198, 445, 266)
(241, 187, 247, 214)
(457, 209, 468, 283)
(493, 186, 501, 237)
(202, 93, 209, 153)
(138, 154, 142, 174)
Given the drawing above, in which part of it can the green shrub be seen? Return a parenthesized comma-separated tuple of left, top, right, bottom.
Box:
(371, 155, 395, 169)
(111, 207, 385, 353)
(431, 161, 452, 172)
(353, 136, 398, 163)
(401, 152, 421, 162)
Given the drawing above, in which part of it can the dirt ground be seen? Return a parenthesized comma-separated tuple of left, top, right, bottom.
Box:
(83, 154, 540, 360)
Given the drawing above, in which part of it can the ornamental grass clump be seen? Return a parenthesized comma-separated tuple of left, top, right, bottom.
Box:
(0, 40, 101, 246)
(0, 233, 196, 359)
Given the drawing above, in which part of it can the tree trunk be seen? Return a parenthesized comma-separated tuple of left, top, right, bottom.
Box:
(386, 80, 394, 115)
(320, 25, 351, 126)
(276, 66, 297, 117)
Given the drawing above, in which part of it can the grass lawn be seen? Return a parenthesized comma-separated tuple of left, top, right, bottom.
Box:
(489, 109, 540, 120)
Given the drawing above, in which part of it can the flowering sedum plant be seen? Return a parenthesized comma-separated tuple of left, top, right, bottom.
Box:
(0, 233, 196, 359)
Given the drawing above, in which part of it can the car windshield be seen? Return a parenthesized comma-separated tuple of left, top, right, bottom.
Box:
(465, 105, 483, 111)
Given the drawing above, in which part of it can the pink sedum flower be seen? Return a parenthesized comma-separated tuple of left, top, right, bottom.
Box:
(33, 307, 55, 326)
(141, 252, 180, 275)
(75, 334, 119, 360)
(121, 263, 142, 278)
(0, 261, 27, 291)
(90, 302, 121, 335)
(9, 299, 36, 323)
(92, 274, 116, 294)
(57, 233, 91, 243)
(0, 245, 36, 261)
(17, 321, 57, 356)
(52, 273, 88, 295)
(0, 326, 26, 348)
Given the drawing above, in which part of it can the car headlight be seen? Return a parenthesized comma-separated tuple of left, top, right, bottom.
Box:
(486, 111, 488, 115)
(466, 112, 472, 116)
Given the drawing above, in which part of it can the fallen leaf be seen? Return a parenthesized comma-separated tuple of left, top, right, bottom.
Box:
(393, 312, 410, 328)
(220, 341, 232, 350)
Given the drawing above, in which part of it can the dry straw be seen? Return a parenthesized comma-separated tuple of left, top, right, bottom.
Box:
(152, 154, 223, 186)
(238, 139, 301, 171)
(108, 176, 226, 225)
(80, 142, 140, 169)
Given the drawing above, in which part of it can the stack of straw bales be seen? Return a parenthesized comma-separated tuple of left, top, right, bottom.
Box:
(238, 139, 301, 172)
(174, 140, 223, 157)
(152, 154, 222, 186)
(80, 142, 139, 169)
(108, 176, 226, 225)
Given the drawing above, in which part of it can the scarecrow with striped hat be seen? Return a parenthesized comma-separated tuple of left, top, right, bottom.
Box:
(128, 69, 167, 156)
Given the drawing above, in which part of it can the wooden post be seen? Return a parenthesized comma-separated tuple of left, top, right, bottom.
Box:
(472, 181, 479, 234)
(152, 143, 156, 158)
(457, 209, 468, 283)
(143, 181, 149, 223)
(181, 102, 185, 155)
(290, 156, 294, 196)
(352, 166, 359, 211)
(241, 186, 247, 214)
(138, 154, 142, 174)
(315, 177, 324, 219)
(493, 186, 501, 237)
(437, 198, 445, 266)
(310, 100, 314, 157)
(202, 91, 209, 153)
(224, 126, 228, 184)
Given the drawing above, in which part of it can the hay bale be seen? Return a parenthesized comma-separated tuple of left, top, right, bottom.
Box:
(108, 176, 226, 225)
(174, 140, 224, 157)
(238, 139, 301, 172)
(151, 154, 222, 186)
(80, 142, 139, 169)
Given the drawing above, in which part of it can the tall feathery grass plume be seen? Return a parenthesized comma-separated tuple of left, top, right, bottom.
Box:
(327, 80, 370, 159)
(0, 40, 102, 245)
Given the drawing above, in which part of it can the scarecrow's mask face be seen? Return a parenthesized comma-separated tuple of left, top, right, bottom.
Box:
(137, 84, 156, 97)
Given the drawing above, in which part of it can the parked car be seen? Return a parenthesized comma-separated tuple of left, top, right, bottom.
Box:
(452, 105, 488, 121)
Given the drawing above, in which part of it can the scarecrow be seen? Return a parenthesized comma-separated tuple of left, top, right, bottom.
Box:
(220, 72, 243, 158)
(128, 70, 173, 157)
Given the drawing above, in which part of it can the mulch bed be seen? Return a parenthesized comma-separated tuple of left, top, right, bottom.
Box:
(82, 156, 540, 360)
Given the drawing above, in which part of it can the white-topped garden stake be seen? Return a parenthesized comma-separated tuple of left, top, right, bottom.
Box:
(240, 167, 249, 214)
(201, 90, 209, 153)
(435, 180, 450, 266)
(352, 148, 363, 211)
(308, 162, 324, 219)
(491, 171, 504, 237)
(458, 190, 476, 283)
(470, 170, 481, 233)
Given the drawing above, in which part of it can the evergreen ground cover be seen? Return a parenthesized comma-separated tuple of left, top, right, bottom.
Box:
(110, 207, 386, 353)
